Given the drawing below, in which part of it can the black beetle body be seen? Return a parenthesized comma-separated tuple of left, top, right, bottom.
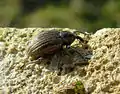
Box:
(27, 30, 84, 60)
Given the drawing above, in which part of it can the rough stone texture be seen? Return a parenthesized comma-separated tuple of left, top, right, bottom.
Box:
(0, 28, 120, 94)
(84, 28, 120, 94)
(0, 28, 89, 94)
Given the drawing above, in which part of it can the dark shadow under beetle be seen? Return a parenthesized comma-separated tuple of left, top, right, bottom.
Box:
(36, 45, 93, 75)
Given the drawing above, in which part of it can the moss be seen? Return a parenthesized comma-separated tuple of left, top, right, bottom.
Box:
(72, 80, 86, 94)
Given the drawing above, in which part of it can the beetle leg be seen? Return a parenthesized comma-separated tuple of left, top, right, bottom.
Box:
(28, 57, 49, 64)
(68, 47, 86, 60)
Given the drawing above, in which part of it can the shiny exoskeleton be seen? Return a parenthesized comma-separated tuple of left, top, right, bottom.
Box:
(27, 30, 85, 60)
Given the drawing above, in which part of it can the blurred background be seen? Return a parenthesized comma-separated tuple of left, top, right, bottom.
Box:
(0, 0, 120, 33)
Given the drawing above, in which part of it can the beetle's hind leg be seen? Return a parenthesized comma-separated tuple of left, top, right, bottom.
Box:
(26, 56, 51, 65)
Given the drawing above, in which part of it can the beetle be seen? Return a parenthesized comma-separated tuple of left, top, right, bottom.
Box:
(26, 30, 85, 61)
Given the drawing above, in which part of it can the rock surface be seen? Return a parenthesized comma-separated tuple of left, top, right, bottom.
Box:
(0, 28, 120, 94)
(85, 28, 120, 94)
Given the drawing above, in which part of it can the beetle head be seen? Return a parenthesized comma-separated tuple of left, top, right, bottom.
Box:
(59, 31, 76, 45)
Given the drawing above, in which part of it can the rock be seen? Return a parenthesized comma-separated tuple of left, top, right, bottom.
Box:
(0, 28, 119, 94)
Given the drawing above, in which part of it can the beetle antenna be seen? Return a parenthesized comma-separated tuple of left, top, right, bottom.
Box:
(75, 36, 84, 42)
(75, 36, 88, 45)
